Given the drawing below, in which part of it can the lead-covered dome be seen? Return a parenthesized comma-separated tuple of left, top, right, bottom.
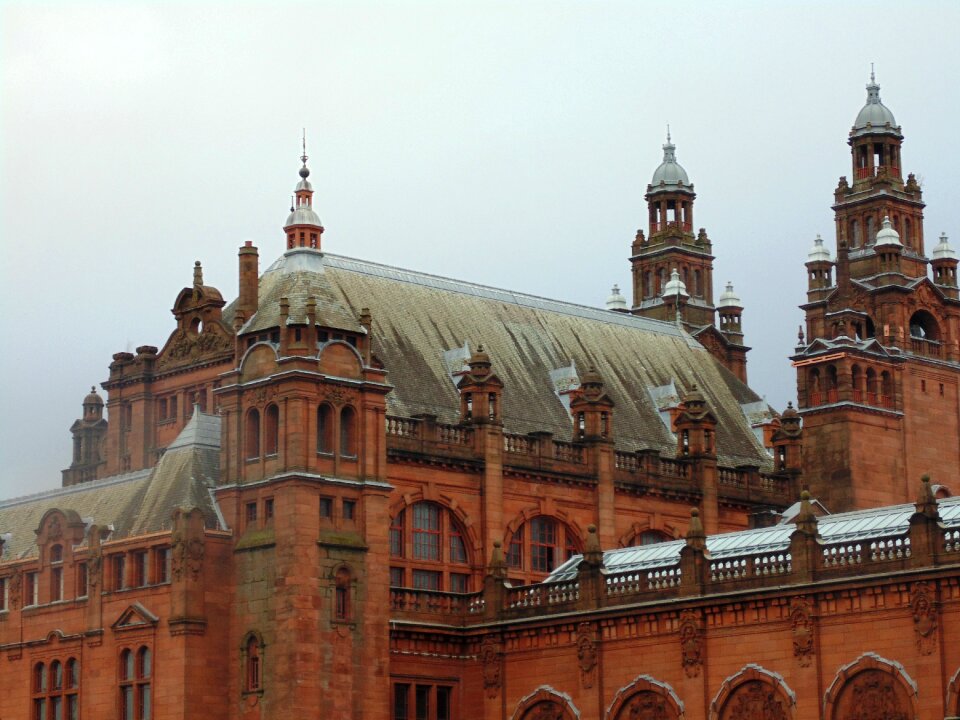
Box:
(649, 133, 692, 192)
(851, 73, 900, 138)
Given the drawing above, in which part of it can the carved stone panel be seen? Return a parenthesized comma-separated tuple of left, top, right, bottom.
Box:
(789, 596, 815, 667)
(614, 691, 680, 720)
(720, 681, 789, 720)
(480, 636, 502, 699)
(833, 670, 911, 720)
(678, 609, 702, 678)
(910, 581, 936, 656)
(576, 622, 598, 689)
(522, 701, 565, 720)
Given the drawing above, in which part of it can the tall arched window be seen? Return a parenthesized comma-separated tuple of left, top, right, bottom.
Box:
(866, 367, 878, 404)
(866, 215, 876, 244)
(506, 516, 581, 580)
(120, 647, 151, 720)
(264, 404, 279, 456)
(389, 502, 472, 592)
(340, 406, 357, 457)
(245, 409, 260, 460)
(809, 368, 821, 405)
(244, 635, 262, 693)
(335, 567, 351, 620)
(317, 403, 334, 454)
(852, 365, 863, 402)
(850, 219, 861, 247)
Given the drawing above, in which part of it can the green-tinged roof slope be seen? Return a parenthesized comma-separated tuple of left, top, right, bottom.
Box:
(226, 250, 772, 469)
(0, 411, 223, 561)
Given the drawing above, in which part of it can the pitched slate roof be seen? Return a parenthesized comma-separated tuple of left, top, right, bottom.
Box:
(0, 411, 223, 561)
(225, 249, 771, 468)
(547, 496, 960, 582)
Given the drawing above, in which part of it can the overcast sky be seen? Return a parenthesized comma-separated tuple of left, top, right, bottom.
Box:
(1, 2, 958, 501)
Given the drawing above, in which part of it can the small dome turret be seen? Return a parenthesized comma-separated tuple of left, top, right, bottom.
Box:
(851, 70, 900, 139)
(933, 232, 957, 260)
(717, 281, 741, 309)
(807, 234, 831, 263)
(606, 284, 627, 311)
(284, 134, 325, 250)
(84, 386, 104, 408)
(875, 216, 902, 247)
(649, 130, 691, 191)
(662, 268, 689, 298)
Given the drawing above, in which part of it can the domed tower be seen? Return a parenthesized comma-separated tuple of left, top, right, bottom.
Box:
(833, 70, 927, 279)
(284, 140, 325, 251)
(794, 73, 960, 512)
(631, 131, 716, 328)
(62, 386, 108, 486)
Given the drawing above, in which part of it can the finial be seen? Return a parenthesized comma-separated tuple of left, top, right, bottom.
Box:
(870, 62, 875, 84)
(290, 194, 295, 213)
(90, 385, 96, 393)
(666, 123, 671, 144)
(299, 129, 310, 179)
(193, 260, 203, 289)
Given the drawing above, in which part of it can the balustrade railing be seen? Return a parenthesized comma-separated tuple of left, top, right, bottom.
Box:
(855, 165, 900, 180)
(615, 450, 639, 472)
(553, 441, 585, 464)
(386, 416, 421, 438)
(503, 433, 535, 455)
(910, 337, 942, 359)
(650, 220, 693, 233)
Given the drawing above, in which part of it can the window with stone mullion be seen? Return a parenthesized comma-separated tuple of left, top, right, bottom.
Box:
(412, 504, 440, 561)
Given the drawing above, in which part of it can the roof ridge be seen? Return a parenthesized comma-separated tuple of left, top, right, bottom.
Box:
(0, 468, 153, 510)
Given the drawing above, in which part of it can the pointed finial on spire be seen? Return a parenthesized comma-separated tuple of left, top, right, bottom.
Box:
(666, 123, 671, 144)
(193, 260, 203, 289)
(298, 129, 310, 180)
(870, 62, 875, 84)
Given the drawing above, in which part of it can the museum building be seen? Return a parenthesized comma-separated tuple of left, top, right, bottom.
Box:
(1, 76, 959, 720)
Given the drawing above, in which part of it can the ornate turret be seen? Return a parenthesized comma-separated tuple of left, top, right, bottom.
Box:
(284, 135, 325, 251)
(63, 386, 108, 486)
(932, 232, 958, 293)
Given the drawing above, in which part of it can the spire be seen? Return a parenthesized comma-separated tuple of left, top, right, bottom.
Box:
(193, 260, 203, 290)
(284, 132, 324, 250)
(662, 128, 677, 164)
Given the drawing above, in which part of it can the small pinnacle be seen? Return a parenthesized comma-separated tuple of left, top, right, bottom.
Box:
(666, 123, 671, 143)
(870, 62, 875, 84)
(690, 507, 699, 517)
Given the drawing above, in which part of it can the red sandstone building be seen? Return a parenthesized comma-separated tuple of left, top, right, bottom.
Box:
(1, 76, 959, 720)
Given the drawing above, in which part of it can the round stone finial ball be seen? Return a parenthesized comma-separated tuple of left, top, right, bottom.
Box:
(493, 540, 502, 548)
(587, 524, 597, 533)
(299, 166, 310, 179)
(690, 507, 699, 517)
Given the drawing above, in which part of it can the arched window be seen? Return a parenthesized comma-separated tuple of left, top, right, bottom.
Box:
(335, 567, 351, 620)
(693, 269, 702, 297)
(244, 635, 262, 693)
(389, 502, 472, 592)
(317, 403, 334, 454)
(903, 217, 912, 247)
(245, 409, 260, 460)
(866, 215, 876, 244)
(505, 516, 581, 579)
(826, 365, 839, 403)
(264, 404, 279, 456)
(909, 310, 940, 341)
(851, 365, 863, 402)
(644, 271, 653, 298)
(31, 660, 81, 718)
(809, 368, 821, 406)
(866, 367, 878, 404)
(50, 543, 64, 602)
(120, 647, 151, 720)
(850, 219, 861, 248)
(340, 406, 357, 457)
(637, 529, 672, 546)
(881, 371, 894, 408)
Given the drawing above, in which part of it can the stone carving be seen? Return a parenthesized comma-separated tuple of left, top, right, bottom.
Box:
(844, 670, 910, 720)
(158, 324, 233, 370)
(87, 549, 102, 591)
(789, 596, 815, 667)
(8, 569, 22, 610)
(171, 528, 205, 582)
(323, 385, 350, 406)
(576, 622, 598, 689)
(722, 681, 788, 720)
(479, 637, 502, 699)
(524, 701, 565, 720)
(678, 610, 702, 678)
(617, 692, 676, 720)
(48, 515, 63, 541)
(910, 581, 936, 655)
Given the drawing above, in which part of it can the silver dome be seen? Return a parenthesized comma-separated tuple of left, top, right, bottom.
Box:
(606, 284, 627, 311)
(933, 232, 957, 261)
(662, 269, 688, 298)
(807, 234, 831, 263)
(285, 206, 323, 228)
(875, 216, 902, 247)
(851, 74, 900, 138)
(649, 134, 691, 191)
(717, 281, 741, 309)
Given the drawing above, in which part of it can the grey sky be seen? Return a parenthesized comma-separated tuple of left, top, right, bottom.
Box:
(2, 2, 958, 501)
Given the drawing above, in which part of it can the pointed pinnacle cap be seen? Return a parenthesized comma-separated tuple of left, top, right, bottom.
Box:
(852, 68, 899, 138)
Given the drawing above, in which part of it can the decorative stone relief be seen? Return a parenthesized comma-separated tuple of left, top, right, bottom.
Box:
(910, 581, 936, 656)
(576, 622, 598, 689)
(480, 636, 502, 699)
(323, 385, 350, 406)
(721, 681, 789, 720)
(789, 596, 815, 667)
(158, 324, 233, 370)
(678, 610, 702, 678)
(87, 549, 102, 591)
(616, 691, 677, 720)
(171, 528, 204, 582)
(523, 701, 565, 720)
(8, 569, 22, 610)
(842, 670, 911, 720)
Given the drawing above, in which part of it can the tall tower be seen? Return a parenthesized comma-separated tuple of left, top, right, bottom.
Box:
(631, 132, 716, 327)
(62, 387, 108, 486)
(630, 133, 749, 382)
(794, 73, 960, 511)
